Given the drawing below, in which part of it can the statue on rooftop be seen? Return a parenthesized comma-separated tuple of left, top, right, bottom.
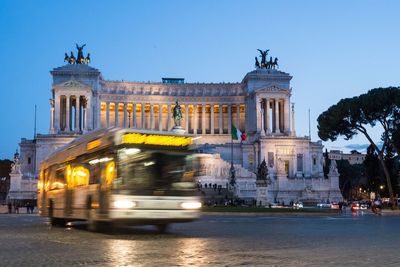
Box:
(257, 49, 269, 68)
(76, 43, 86, 64)
(64, 44, 90, 64)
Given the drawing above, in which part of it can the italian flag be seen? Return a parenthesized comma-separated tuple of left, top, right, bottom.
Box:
(232, 125, 246, 141)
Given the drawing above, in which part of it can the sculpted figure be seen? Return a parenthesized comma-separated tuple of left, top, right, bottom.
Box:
(257, 49, 269, 68)
(255, 57, 260, 68)
(69, 52, 76, 64)
(76, 43, 86, 64)
(64, 53, 70, 63)
(172, 100, 183, 127)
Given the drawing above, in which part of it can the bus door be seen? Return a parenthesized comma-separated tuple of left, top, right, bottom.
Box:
(65, 165, 73, 216)
(99, 160, 115, 214)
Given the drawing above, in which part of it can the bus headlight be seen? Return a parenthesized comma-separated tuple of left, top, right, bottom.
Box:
(181, 201, 202, 209)
(113, 200, 137, 209)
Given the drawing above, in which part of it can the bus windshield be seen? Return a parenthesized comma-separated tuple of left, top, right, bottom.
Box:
(114, 147, 196, 194)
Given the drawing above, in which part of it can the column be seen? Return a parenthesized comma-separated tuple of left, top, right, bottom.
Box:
(201, 104, 206, 134)
(210, 104, 214, 134)
(275, 99, 280, 133)
(150, 104, 154, 130)
(260, 100, 265, 137)
(141, 103, 145, 129)
(84, 96, 90, 131)
(255, 95, 261, 132)
(236, 104, 240, 129)
(219, 104, 223, 134)
(193, 104, 198, 134)
(291, 103, 296, 136)
(185, 104, 189, 132)
(132, 103, 136, 128)
(167, 103, 171, 131)
(158, 104, 163, 131)
(284, 98, 290, 134)
(265, 98, 270, 134)
(123, 102, 127, 128)
(54, 95, 60, 132)
(66, 95, 70, 132)
(227, 104, 232, 134)
(106, 102, 110, 128)
(50, 99, 55, 133)
(115, 102, 119, 127)
(75, 96, 80, 132)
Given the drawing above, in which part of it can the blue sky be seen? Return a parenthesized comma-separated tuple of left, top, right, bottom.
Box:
(0, 0, 399, 159)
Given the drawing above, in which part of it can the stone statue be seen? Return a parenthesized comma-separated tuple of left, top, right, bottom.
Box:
(76, 43, 86, 64)
(257, 49, 269, 68)
(255, 57, 260, 68)
(329, 160, 338, 174)
(11, 150, 21, 173)
(172, 100, 183, 127)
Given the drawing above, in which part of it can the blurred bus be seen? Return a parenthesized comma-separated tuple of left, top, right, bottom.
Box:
(38, 128, 201, 232)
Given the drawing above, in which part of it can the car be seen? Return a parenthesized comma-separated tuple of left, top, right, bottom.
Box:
(293, 202, 303, 209)
(317, 203, 331, 208)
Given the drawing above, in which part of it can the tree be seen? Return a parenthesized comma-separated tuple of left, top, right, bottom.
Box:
(363, 145, 382, 193)
(317, 87, 400, 204)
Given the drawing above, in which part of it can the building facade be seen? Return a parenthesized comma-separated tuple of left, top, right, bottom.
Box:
(15, 49, 343, 204)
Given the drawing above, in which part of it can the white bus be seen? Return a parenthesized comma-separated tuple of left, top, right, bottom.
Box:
(38, 128, 202, 232)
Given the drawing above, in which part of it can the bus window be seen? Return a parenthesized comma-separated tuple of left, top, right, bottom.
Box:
(105, 161, 115, 186)
(116, 150, 195, 192)
(71, 166, 90, 187)
(48, 166, 65, 190)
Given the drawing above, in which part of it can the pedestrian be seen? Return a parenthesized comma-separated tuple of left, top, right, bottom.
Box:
(26, 202, 30, 214)
(7, 203, 12, 214)
(15, 203, 19, 214)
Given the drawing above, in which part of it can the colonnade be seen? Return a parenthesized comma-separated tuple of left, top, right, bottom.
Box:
(258, 97, 290, 135)
(51, 94, 91, 133)
(99, 102, 245, 134)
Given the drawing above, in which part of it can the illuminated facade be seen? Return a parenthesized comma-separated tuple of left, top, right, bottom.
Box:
(17, 56, 343, 204)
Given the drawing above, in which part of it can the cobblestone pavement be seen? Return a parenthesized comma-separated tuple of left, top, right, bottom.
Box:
(1, 212, 400, 266)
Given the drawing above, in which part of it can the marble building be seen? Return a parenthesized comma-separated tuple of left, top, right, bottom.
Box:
(15, 47, 343, 204)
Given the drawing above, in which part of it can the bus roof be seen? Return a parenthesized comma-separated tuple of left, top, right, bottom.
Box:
(40, 128, 198, 169)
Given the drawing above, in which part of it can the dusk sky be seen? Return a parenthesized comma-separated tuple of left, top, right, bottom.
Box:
(1, 0, 400, 159)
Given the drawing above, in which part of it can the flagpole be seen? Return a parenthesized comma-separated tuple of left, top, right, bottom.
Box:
(230, 125, 236, 187)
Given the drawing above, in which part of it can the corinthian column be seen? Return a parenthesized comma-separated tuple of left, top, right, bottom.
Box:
(75, 96, 80, 132)
(210, 104, 215, 134)
(66, 96, 70, 132)
(123, 102, 128, 128)
(291, 103, 296, 136)
(50, 99, 55, 134)
(275, 99, 280, 133)
(106, 102, 110, 128)
(185, 104, 189, 132)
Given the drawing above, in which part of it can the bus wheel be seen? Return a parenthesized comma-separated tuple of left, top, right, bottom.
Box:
(156, 224, 169, 233)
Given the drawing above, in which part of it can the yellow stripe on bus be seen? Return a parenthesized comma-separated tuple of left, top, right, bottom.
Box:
(122, 133, 192, 147)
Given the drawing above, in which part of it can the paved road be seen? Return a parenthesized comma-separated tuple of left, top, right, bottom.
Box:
(0, 211, 400, 266)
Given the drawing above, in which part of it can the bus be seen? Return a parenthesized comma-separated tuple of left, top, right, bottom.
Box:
(38, 128, 202, 232)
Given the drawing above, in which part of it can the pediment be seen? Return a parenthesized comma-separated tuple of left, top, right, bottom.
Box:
(255, 84, 289, 93)
(58, 80, 89, 88)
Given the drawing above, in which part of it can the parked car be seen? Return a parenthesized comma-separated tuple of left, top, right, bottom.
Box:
(317, 203, 331, 208)
(293, 202, 304, 209)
